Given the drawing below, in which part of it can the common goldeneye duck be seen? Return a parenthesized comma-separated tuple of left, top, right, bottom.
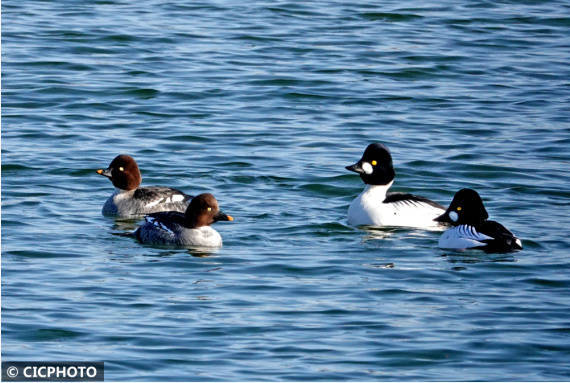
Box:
(346, 143, 445, 228)
(434, 188, 523, 252)
(134, 193, 233, 247)
(97, 154, 192, 218)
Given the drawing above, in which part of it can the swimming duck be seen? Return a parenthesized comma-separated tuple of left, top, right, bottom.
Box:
(135, 193, 233, 247)
(435, 188, 522, 252)
(346, 143, 445, 228)
(97, 154, 192, 217)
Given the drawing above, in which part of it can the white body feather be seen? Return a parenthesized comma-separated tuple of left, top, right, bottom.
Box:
(144, 193, 185, 208)
(438, 225, 494, 250)
(102, 188, 189, 217)
(348, 184, 445, 229)
(142, 216, 223, 247)
(183, 226, 223, 248)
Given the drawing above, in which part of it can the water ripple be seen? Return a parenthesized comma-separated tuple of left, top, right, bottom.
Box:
(3, 0, 570, 380)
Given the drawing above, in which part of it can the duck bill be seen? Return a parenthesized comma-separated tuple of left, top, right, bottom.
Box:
(346, 161, 365, 174)
(97, 168, 113, 178)
(434, 211, 451, 223)
(214, 211, 234, 222)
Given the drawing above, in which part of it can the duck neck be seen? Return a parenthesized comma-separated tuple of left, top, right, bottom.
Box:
(114, 188, 135, 196)
(185, 214, 212, 229)
(362, 181, 393, 200)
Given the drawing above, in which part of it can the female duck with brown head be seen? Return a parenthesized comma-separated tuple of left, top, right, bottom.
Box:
(135, 193, 233, 247)
(97, 154, 192, 217)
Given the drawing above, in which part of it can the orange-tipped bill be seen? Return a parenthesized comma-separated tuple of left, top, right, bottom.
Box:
(97, 168, 112, 178)
(214, 211, 233, 222)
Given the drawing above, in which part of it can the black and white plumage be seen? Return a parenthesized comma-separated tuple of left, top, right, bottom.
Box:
(97, 154, 192, 218)
(435, 188, 523, 253)
(346, 143, 445, 229)
(134, 193, 233, 247)
(143, 213, 178, 235)
(383, 192, 446, 208)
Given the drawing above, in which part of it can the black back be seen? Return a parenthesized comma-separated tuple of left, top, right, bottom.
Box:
(145, 211, 186, 225)
(384, 192, 445, 209)
(477, 220, 523, 253)
(135, 211, 186, 241)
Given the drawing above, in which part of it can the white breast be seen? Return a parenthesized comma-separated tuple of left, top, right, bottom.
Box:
(348, 184, 444, 229)
(112, 188, 134, 202)
(182, 226, 223, 247)
(438, 225, 494, 250)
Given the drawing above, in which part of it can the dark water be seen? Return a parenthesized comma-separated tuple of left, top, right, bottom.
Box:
(2, 0, 570, 380)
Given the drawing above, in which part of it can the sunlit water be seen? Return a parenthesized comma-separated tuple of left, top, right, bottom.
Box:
(2, 0, 570, 380)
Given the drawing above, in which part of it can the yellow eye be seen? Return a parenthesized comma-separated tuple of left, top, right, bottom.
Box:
(371, 160, 377, 166)
(207, 207, 212, 211)
(119, 167, 124, 172)
(457, 206, 462, 211)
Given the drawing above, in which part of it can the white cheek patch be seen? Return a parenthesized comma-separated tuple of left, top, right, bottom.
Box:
(362, 162, 373, 175)
(449, 211, 458, 222)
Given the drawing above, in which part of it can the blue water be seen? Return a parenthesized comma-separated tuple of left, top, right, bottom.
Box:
(2, 0, 570, 380)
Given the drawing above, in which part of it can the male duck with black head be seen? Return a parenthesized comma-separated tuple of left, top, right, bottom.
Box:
(435, 188, 522, 252)
(346, 143, 446, 229)
(97, 154, 192, 218)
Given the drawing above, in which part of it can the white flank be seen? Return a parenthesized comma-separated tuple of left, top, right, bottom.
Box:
(348, 183, 444, 229)
(438, 225, 493, 249)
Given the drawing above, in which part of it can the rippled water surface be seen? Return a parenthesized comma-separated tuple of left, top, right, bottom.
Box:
(3, 0, 570, 380)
